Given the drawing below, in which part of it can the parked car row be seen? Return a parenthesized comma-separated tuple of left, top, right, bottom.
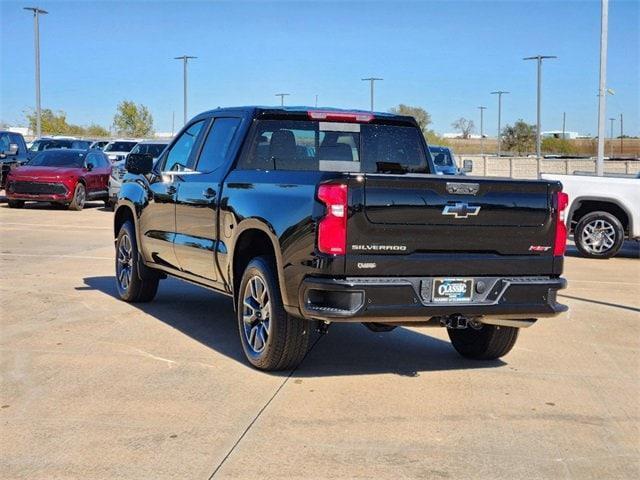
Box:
(0, 130, 170, 211)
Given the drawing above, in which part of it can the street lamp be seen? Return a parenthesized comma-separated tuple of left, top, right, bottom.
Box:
(596, 0, 609, 176)
(478, 106, 487, 155)
(275, 93, 290, 106)
(490, 91, 509, 157)
(523, 55, 557, 159)
(609, 117, 616, 157)
(361, 77, 383, 112)
(24, 7, 48, 138)
(174, 55, 197, 125)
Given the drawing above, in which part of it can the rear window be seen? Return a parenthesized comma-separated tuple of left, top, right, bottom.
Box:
(130, 143, 168, 158)
(29, 139, 74, 152)
(104, 142, 137, 152)
(241, 120, 428, 173)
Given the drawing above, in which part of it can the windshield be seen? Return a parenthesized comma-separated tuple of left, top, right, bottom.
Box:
(430, 148, 455, 167)
(29, 139, 74, 152)
(27, 150, 85, 168)
(130, 143, 167, 158)
(104, 141, 137, 152)
(245, 120, 428, 173)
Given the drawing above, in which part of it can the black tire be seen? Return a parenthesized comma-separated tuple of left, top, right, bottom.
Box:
(115, 220, 159, 302)
(237, 256, 310, 371)
(8, 200, 24, 209)
(68, 182, 86, 211)
(574, 211, 624, 259)
(448, 324, 519, 360)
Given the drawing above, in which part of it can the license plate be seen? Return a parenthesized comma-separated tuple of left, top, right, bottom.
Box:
(432, 278, 474, 303)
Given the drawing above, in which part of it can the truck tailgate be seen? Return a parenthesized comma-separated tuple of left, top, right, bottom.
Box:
(345, 174, 560, 276)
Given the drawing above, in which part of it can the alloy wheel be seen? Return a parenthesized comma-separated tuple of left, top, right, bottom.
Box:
(242, 276, 272, 354)
(117, 233, 134, 291)
(581, 219, 616, 254)
(75, 184, 86, 208)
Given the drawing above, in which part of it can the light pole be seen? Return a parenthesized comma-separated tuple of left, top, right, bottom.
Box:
(361, 77, 383, 112)
(174, 55, 197, 125)
(490, 91, 509, 157)
(524, 55, 557, 159)
(596, 0, 609, 176)
(24, 7, 48, 138)
(478, 106, 487, 155)
(562, 112, 566, 140)
(275, 93, 290, 106)
(620, 113, 624, 156)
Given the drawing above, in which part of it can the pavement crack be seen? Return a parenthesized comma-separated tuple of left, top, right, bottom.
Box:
(208, 334, 323, 479)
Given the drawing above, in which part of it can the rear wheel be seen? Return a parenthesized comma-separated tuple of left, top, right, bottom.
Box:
(115, 220, 159, 302)
(68, 182, 86, 211)
(574, 211, 624, 259)
(237, 256, 310, 371)
(448, 324, 519, 360)
(8, 200, 24, 209)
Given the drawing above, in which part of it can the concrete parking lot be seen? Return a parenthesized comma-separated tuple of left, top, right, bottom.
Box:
(1, 201, 638, 480)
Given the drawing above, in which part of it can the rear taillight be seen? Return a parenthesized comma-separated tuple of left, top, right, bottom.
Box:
(553, 191, 569, 256)
(317, 183, 348, 255)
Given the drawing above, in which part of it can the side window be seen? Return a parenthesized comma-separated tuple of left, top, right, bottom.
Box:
(0, 133, 10, 152)
(163, 120, 206, 171)
(195, 118, 241, 173)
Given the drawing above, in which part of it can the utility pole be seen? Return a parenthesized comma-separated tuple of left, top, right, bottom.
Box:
(596, 0, 609, 176)
(524, 55, 557, 158)
(275, 93, 290, 106)
(361, 77, 383, 112)
(478, 106, 487, 155)
(24, 7, 48, 138)
(620, 113, 624, 156)
(490, 91, 509, 157)
(174, 55, 197, 125)
(562, 112, 566, 140)
(609, 117, 615, 157)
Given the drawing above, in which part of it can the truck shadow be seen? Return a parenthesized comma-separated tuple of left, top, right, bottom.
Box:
(565, 240, 640, 259)
(81, 276, 505, 377)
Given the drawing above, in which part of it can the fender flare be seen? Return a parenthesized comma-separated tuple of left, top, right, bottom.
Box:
(230, 218, 289, 304)
(568, 195, 633, 233)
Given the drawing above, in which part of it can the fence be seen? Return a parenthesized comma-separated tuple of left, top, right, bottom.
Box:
(461, 155, 640, 179)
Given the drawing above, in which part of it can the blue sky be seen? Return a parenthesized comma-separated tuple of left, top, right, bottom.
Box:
(1, 0, 638, 136)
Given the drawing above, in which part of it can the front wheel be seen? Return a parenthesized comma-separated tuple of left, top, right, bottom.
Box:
(8, 200, 24, 209)
(574, 211, 624, 259)
(68, 182, 86, 211)
(448, 324, 519, 360)
(237, 256, 310, 371)
(115, 220, 159, 302)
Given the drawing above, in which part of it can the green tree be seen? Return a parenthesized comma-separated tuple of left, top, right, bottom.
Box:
(389, 104, 432, 134)
(85, 124, 110, 137)
(26, 109, 74, 135)
(502, 120, 535, 155)
(113, 100, 154, 137)
(541, 137, 577, 155)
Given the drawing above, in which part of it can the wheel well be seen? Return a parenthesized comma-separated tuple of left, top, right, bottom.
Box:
(233, 229, 276, 300)
(114, 205, 134, 238)
(571, 200, 629, 234)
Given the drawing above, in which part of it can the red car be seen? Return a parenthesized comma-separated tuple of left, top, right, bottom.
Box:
(5, 149, 111, 210)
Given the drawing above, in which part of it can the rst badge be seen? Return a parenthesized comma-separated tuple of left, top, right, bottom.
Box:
(442, 202, 481, 219)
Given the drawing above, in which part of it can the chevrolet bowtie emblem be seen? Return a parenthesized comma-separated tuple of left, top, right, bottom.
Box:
(442, 202, 481, 219)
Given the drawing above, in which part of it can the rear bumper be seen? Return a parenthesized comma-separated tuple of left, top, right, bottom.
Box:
(298, 275, 567, 323)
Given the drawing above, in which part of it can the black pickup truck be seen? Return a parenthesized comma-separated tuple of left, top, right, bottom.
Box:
(114, 107, 568, 371)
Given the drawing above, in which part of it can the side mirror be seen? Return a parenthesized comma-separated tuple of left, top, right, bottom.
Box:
(86, 162, 94, 171)
(126, 153, 153, 175)
(463, 159, 473, 173)
(7, 143, 18, 155)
